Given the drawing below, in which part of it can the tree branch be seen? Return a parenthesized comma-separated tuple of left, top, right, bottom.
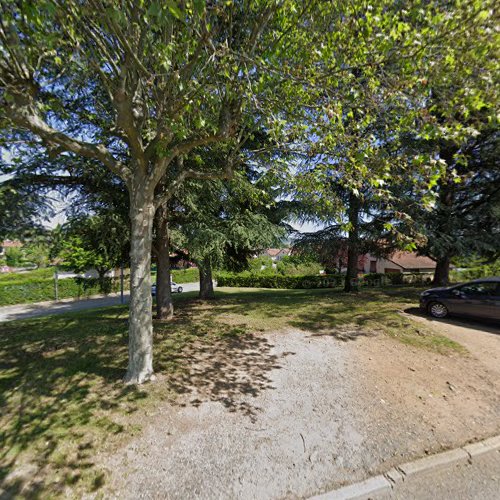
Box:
(4, 92, 129, 180)
(153, 154, 236, 210)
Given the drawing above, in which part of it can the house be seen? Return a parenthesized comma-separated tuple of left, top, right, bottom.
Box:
(359, 251, 436, 274)
(0, 239, 22, 257)
(262, 248, 291, 261)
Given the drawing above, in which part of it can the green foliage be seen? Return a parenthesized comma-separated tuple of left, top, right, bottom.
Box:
(0, 182, 50, 239)
(0, 276, 129, 306)
(216, 273, 343, 289)
(170, 268, 199, 284)
(4, 247, 23, 267)
(58, 214, 129, 276)
(248, 255, 274, 273)
(0, 267, 55, 283)
(276, 255, 322, 276)
(22, 241, 51, 268)
(451, 260, 500, 282)
(173, 162, 286, 273)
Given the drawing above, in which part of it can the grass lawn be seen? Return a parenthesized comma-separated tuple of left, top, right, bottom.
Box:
(0, 286, 464, 497)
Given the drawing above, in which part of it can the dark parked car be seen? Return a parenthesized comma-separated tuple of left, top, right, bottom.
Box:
(420, 277, 500, 321)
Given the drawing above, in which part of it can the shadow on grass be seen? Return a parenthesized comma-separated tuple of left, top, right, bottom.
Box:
(210, 286, 423, 336)
(0, 286, 431, 497)
(0, 307, 146, 497)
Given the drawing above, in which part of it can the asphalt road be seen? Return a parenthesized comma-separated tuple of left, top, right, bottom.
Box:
(378, 449, 500, 500)
(0, 282, 200, 322)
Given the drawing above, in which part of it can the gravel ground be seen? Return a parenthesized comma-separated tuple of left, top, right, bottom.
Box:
(101, 330, 367, 499)
(98, 322, 500, 499)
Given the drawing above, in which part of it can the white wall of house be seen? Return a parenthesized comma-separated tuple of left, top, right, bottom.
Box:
(362, 254, 404, 274)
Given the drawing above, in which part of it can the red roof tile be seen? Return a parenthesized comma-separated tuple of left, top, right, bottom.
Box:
(388, 252, 436, 270)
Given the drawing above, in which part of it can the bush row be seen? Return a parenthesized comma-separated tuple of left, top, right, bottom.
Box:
(451, 262, 500, 282)
(0, 276, 129, 306)
(0, 267, 56, 283)
(216, 273, 344, 289)
(216, 271, 434, 290)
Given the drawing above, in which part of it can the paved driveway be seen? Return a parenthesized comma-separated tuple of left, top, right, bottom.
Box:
(0, 282, 200, 322)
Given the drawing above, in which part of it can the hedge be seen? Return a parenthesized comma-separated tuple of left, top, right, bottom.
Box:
(0, 267, 56, 283)
(216, 273, 344, 289)
(0, 276, 129, 306)
(171, 267, 199, 283)
(216, 272, 434, 290)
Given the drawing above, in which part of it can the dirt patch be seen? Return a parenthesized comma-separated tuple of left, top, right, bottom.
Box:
(351, 333, 500, 478)
(405, 312, 500, 376)
(97, 327, 500, 499)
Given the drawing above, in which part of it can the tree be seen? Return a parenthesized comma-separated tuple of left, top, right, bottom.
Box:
(415, 125, 500, 286)
(22, 237, 51, 268)
(2, 1, 497, 382)
(152, 204, 174, 319)
(172, 159, 284, 299)
(58, 212, 129, 282)
(288, 0, 498, 290)
(0, 1, 309, 382)
(4, 246, 22, 267)
(0, 180, 52, 240)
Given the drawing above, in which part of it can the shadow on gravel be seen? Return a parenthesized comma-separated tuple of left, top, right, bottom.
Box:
(404, 307, 500, 335)
(154, 315, 283, 422)
(308, 328, 375, 342)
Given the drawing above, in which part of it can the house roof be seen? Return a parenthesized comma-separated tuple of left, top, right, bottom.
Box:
(388, 251, 436, 270)
(0, 240, 22, 248)
(265, 248, 290, 257)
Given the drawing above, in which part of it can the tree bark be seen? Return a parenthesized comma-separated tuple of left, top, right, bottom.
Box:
(432, 147, 455, 288)
(433, 255, 451, 286)
(124, 183, 155, 384)
(344, 192, 361, 292)
(199, 258, 215, 299)
(154, 206, 174, 319)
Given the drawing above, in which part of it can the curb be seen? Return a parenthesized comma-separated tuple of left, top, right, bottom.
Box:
(309, 434, 500, 500)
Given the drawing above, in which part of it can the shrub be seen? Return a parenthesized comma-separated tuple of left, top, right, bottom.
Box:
(248, 255, 274, 272)
(361, 272, 389, 286)
(216, 272, 343, 289)
(276, 255, 322, 276)
(5, 247, 23, 267)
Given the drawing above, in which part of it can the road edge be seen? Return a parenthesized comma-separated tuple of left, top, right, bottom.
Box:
(309, 434, 500, 500)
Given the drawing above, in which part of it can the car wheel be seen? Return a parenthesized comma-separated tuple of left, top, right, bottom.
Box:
(428, 301, 449, 318)
(177, 287, 183, 293)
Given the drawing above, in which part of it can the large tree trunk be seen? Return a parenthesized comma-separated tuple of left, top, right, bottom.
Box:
(199, 258, 215, 299)
(432, 148, 455, 288)
(124, 185, 155, 384)
(344, 192, 361, 292)
(433, 255, 450, 286)
(154, 206, 174, 320)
